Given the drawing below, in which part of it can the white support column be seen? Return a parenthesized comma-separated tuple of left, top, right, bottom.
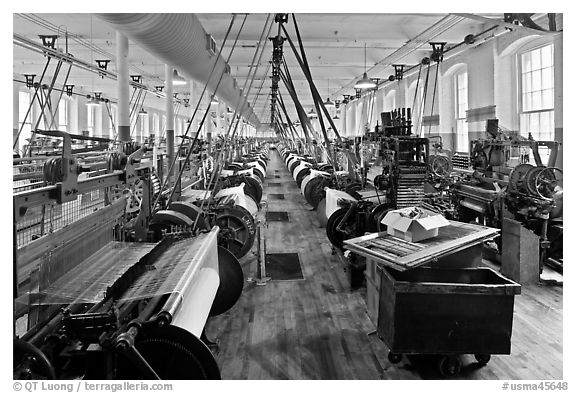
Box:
(339, 103, 347, 137)
(165, 64, 175, 183)
(553, 34, 563, 169)
(13, 84, 19, 153)
(116, 32, 130, 142)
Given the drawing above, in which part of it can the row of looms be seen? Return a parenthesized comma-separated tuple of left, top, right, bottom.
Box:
(12, 12, 564, 381)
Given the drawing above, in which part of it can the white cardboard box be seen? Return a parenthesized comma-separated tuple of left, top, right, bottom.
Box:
(381, 208, 450, 242)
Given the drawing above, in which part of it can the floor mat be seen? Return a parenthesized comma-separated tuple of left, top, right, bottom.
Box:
(268, 194, 285, 200)
(268, 182, 282, 187)
(265, 253, 304, 280)
(266, 211, 290, 222)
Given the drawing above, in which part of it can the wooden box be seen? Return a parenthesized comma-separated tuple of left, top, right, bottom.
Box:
(376, 266, 520, 355)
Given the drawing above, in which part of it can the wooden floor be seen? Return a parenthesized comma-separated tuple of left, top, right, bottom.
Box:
(206, 149, 563, 380)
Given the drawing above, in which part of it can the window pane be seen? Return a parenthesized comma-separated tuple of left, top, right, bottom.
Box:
(532, 91, 542, 110)
(531, 48, 541, 70)
(522, 52, 531, 72)
(529, 112, 539, 134)
(522, 73, 531, 93)
(542, 89, 554, 109)
(541, 45, 553, 68)
(19, 91, 31, 122)
(542, 67, 553, 90)
(523, 93, 532, 112)
(531, 71, 541, 91)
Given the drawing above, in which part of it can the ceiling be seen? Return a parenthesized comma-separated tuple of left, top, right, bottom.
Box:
(13, 13, 516, 126)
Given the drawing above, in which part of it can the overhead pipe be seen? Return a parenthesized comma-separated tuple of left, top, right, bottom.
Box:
(96, 13, 260, 127)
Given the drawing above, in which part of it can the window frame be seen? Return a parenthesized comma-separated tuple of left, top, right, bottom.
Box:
(517, 43, 555, 141)
(453, 69, 469, 153)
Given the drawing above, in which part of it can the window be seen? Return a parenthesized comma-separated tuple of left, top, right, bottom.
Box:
(455, 71, 468, 152)
(519, 44, 554, 141)
(384, 91, 396, 112)
(153, 113, 159, 134)
(58, 98, 68, 131)
(139, 114, 149, 143)
(18, 91, 32, 154)
(87, 105, 96, 135)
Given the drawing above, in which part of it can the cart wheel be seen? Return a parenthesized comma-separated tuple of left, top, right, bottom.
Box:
(474, 354, 491, 366)
(388, 352, 402, 364)
(438, 355, 461, 377)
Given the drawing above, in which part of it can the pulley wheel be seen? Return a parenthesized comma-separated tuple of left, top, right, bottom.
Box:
(209, 246, 244, 316)
(227, 163, 243, 171)
(525, 166, 546, 197)
(252, 166, 265, 183)
(326, 207, 355, 249)
(429, 154, 453, 178)
(13, 338, 56, 380)
(214, 206, 256, 259)
(370, 203, 394, 232)
(534, 167, 562, 199)
(288, 159, 301, 175)
(316, 198, 328, 228)
(244, 194, 259, 216)
(241, 175, 263, 204)
(296, 167, 312, 188)
(168, 201, 210, 231)
(304, 175, 329, 208)
(116, 325, 220, 379)
(508, 163, 534, 193)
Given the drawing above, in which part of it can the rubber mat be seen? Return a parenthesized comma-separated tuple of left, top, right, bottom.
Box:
(266, 211, 289, 221)
(265, 253, 304, 280)
(268, 194, 285, 200)
(274, 175, 281, 178)
(268, 182, 282, 187)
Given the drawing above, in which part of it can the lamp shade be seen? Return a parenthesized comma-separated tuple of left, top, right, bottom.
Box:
(171, 69, 187, 86)
(324, 97, 335, 107)
(354, 72, 376, 89)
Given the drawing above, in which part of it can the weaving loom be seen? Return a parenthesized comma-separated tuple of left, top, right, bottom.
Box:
(13, 134, 251, 380)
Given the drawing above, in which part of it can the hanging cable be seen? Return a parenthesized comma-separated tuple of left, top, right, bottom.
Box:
(150, 13, 240, 214)
(411, 62, 423, 115)
(417, 62, 431, 136)
(427, 61, 441, 135)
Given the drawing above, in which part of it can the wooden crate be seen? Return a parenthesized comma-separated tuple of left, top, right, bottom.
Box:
(376, 266, 521, 355)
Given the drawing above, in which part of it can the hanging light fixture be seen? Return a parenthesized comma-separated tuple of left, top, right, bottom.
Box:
(138, 107, 148, 116)
(324, 79, 335, 107)
(355, 43, 376, 90)
(333, 111, 340, 120)
(170, 69, 187, 86)
(307, 108, 317, 119)
(210, 96, 219, 105)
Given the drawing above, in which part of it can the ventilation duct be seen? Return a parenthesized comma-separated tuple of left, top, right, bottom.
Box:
(96, 13, 260, 127)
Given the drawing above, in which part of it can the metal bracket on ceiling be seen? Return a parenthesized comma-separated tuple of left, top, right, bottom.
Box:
(39, 34, 57, 49)
(430, 42, 447, 63)
(65, 84, 74, 97)
(96, 59, 110, 78)
(393, 64, 405, 80)
(24, 74, 36, 89)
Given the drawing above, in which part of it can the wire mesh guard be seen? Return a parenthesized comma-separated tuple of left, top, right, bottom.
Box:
(15, 187, 110, 248)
